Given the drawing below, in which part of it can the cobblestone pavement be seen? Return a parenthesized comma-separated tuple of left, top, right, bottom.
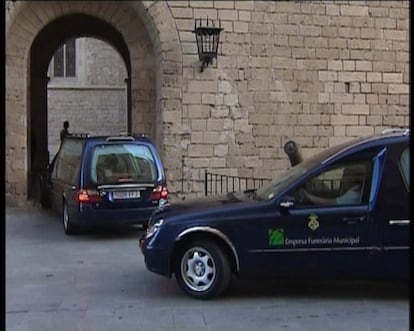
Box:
(6, 205, 410, 331)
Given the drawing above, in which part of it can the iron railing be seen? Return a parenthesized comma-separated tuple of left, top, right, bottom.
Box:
(204, 170, 345, 197)
(204, 170, 270, 196)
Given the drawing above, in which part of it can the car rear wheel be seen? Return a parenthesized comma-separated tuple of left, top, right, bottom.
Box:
(175, 240, 231, 300)
(62, 200, 77, 235)
(39, 175, 51, 209)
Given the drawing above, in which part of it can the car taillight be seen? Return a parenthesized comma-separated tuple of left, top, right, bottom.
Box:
(76, 189, 102, 203)
(151, 185, 168, 201)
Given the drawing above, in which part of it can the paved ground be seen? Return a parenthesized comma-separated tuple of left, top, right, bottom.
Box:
(5, 205, 410, 331)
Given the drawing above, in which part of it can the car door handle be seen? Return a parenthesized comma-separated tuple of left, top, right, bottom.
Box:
(342, 216, 366, 224)
(388, 219, 410, 226)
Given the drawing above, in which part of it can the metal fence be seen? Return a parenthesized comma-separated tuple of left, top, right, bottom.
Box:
(204, 170, 270, 196)
(204, 171, 344, 197)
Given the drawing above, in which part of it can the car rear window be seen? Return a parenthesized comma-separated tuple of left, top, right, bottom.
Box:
(90, 143, 158, 184)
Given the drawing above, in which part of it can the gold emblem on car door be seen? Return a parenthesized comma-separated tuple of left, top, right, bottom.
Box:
(308, 213, 319, 231)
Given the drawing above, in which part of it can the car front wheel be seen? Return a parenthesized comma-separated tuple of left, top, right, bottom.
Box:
(175, 240, 231, 300)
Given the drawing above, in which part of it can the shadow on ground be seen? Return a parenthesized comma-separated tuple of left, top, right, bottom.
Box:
(226, 277, 409, 301)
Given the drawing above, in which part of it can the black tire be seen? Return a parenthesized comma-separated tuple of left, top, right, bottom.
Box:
(175, 240, 231, 300)
(39, 176, 51, 209)
(62, 200, 77, 235)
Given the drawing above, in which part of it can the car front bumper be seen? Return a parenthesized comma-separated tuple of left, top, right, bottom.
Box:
(139, 233, 172, 277)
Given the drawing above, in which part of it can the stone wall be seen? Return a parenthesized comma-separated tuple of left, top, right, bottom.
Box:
(168, 0, 410, 198)
(47, 88, 127, 158)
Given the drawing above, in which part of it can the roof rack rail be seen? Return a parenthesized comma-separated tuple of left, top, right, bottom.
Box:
(106, 136, 135, 141)
(69, 132, 90, 138)
(381, 128, 410, 135)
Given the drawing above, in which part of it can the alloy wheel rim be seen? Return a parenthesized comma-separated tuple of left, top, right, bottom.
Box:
(181, 247, 216, 292)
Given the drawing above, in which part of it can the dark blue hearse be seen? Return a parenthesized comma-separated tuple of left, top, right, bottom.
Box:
(140, 129, 410, 299)
(41, 134, 168, 235)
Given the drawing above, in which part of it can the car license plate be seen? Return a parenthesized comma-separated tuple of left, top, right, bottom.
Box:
(113, 191, 140, 199)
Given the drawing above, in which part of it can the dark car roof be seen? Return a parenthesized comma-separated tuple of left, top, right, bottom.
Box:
(310, 129, 410, 167)
(66, 133, 154, 145)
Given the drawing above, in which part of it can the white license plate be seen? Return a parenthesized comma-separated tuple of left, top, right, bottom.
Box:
(112, 191, 141, 200)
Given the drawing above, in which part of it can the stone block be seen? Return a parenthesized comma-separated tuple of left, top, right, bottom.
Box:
(319, 71, 338, 81)
(326, 4, 340, 16)
(346, 125, 374, 136)
(383, 73, 403, 83)
(342, 104, 370, 115)
(371, 83, 388, 94)
(191, 119, 207, 130)
(338, 72, 366, 82)
(234, 21, 249, 33)
(218, 9, 238, 20)
(214, 144, 229, 157)
(188, 80, 217, 93)
(388, 84, 409, 94)
(187, 105, 210, 118)
(235, 1, 254, 11)
(340, 5, 369, 16)
(355, 60, 373, 71)
(188, 144, 214, 157)
(383, 29, 407, 41)
(330, 114, 359, 125)
(367, 72, 382, 82)
(194, 8, 218, 19)
(190, 1, 213, 8)
(183, 92, 201, 104)
(170, 7, 193, 19)
(210, 157, 226, 168)
(201, 93, 216, 105)
(203, 131, 221, 144)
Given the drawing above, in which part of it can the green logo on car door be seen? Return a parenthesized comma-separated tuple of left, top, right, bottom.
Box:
(268, 228, 284, 246)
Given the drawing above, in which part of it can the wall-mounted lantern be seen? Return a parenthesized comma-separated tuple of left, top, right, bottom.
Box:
(193, 18, 223, 72)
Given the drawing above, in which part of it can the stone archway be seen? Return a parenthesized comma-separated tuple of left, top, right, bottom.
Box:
(5, 1, 183, 205)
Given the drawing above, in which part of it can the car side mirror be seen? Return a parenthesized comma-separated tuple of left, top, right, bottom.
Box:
(279, 196, 296, 213)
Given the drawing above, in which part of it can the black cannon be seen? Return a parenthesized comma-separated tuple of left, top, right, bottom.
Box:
(284, 140, 303, 167)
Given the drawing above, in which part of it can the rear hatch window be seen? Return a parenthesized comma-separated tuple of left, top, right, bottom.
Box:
(90, 143, 158, 185)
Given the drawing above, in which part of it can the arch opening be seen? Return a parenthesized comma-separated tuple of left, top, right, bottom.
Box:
(29, 14, 133, 201)
(47, 37, 128, 160)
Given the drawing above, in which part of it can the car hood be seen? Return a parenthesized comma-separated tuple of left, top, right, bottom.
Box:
(152, 192, 258, 222)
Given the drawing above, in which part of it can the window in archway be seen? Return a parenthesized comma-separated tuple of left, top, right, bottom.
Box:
(52, 38, 76, 77)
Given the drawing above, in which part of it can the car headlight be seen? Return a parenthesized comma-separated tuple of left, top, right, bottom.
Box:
(145, 218, 164, 239)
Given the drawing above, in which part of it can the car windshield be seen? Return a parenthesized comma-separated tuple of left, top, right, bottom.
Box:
(254, 140, 356, 201)
(90, 143, 158, 184)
